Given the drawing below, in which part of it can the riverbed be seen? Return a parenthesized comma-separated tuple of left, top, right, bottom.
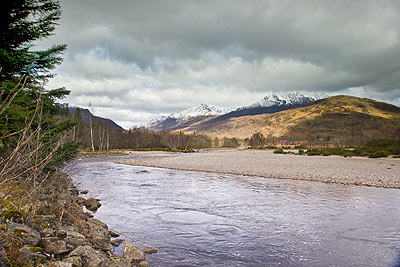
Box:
(66, 154, 400, 266)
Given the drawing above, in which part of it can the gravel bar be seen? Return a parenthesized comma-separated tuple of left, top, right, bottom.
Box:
(121, 149, 400, 189)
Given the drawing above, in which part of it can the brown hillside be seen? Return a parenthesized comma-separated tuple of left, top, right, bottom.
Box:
(179, 95, 400, 145)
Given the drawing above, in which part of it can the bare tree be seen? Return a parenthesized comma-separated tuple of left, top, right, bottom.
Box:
(88, 102, 95, 152)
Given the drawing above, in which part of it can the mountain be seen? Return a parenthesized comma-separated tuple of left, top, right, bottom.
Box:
(146, 104, 229, 131)
(248, 92, 328, 108)
(68, 107, 124, 130)
(175, 95, 400, 144)
(205, 92, 328, 125)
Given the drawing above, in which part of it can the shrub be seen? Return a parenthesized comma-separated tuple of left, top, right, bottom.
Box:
(369, 150, 390, 158)
(306, 149, 322, 156)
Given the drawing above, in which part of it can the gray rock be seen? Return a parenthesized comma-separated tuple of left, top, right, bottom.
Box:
(109, 229, 120, 237)
(42, 237, 70, 254)
(143, 246, 157, 254)
(111, 238, 124, 247)
(116, 259, 132, 267)
(57, 226, 87, 250)
(62, 256, 83, 267)
(80, 218, 110, 250)
(123, 242, 145, 264)
(69, 245, 107, 267)
(8, 223, 41, 246)
(40, 227, 55, 238)
(84, 198, 101, 212)
(97, 258, 131, 267)
(16, 245, 46, 266)
(138, 261, 150, 267)
(48, 261, 73, 267)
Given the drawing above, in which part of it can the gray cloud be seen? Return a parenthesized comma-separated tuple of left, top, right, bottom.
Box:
(39, 0, 400, 128)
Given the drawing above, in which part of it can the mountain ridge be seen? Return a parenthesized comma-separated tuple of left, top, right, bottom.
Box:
(179, 95, 400, 144)
(146, 92, 329, 131)
(68, 107, 124, 131)
(146, 103, 229, 131)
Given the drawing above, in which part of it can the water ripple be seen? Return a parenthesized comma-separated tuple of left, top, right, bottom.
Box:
(67, 155, 400, 267)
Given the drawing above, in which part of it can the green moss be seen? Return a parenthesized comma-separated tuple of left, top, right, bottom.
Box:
(2, 209, 22, 220)
(26, 245, 44, 253)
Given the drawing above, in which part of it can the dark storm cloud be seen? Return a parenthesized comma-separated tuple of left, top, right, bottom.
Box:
(41, 0, 400, 128)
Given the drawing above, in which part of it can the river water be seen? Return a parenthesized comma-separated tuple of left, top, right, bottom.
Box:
(66, 154, 400, 267)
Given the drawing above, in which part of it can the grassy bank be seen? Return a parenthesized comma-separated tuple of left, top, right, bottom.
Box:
(272, 139, 400, 158)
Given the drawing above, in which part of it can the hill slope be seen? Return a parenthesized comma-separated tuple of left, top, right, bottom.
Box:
(178, 95, 400, 145)
(68, 107, 124, 130)
(204, 92, 327, 125)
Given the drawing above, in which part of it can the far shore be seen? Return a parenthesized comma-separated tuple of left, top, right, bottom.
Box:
(121, 149, 400, 189)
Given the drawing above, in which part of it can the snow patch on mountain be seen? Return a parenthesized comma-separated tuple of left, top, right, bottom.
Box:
(169, 104, 230, 120)
(248, 92, 329, 108)
(146, 104, 230, 129)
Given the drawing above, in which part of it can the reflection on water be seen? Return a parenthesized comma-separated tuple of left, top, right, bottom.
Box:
(66, 155, 400, 267)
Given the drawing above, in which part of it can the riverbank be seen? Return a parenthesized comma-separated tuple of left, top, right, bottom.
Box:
(122, 149, 400, 188)
(0, 170, 153, 266)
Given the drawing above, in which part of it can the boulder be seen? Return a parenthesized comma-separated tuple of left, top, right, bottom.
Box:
(69, 245, 107, 267)
(138, 261, 150, 267)
(16, 245, 46, 266)
(57, 226, 87, 250)
(62, 256, 83, 267)
(109, 229, 120, 237)
(80, 218, 110, 250)
(111, 238, 124, 247)
(80, 190, 89, 194)
(97, 258, 131, 267)
(123, 242, 145, 264)
(33, 215, 59, 228)
(48, 261, 73, 267)
(7, 223, 41, 246)
(84, 198, 101, 212)
(115, 259, 132, 267)
(143, 246, 157, 254)
(42, 237, 70, 254)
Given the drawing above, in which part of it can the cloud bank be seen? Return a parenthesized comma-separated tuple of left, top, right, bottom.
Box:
(40, 0, 400, 128)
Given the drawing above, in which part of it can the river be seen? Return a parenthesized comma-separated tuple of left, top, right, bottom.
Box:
(66, 154, 400, 267)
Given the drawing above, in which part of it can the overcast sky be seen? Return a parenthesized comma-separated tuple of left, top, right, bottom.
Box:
(40, 0, 400, 129)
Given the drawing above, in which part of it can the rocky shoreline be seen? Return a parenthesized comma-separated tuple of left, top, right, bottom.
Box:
(0, 170, 155, 266)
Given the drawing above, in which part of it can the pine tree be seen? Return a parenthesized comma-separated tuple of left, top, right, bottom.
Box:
(0, 0, 76, 168)
(0, 0, 66, 82)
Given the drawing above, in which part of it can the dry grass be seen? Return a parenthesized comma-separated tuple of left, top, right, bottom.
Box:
(176, 95, 400, 142)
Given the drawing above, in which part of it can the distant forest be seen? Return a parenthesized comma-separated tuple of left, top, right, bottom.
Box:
(62, 107, 241, 151)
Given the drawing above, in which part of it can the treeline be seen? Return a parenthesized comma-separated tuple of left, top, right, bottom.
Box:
(247, 132, 400, 158)
(304, 139, 400, 158)
(247, 131, 400, 149)
(62, 109, 214, 151)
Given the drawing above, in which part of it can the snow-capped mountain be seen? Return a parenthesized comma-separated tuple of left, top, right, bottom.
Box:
(248, 92, 329, 108)
(146, 92, 328, 131)
(146, 104, 229, 131)
(204, 91, 329, 125)
(169, 104, 229, 120)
